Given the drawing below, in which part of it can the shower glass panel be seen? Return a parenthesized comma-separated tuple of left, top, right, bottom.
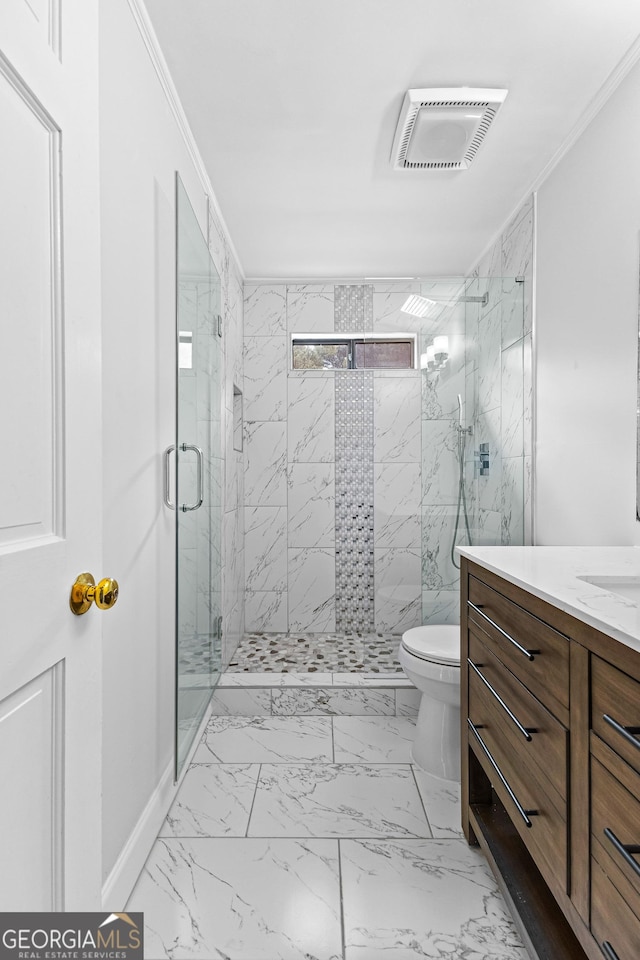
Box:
(175, 175, 222, 778)
(420, 277, 525, 625)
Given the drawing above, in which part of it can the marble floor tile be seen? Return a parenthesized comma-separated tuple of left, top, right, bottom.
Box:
(193, 716, 334, 763)
(271, 687, 395, 716)
(248, 764, 432, 839)
(209, 688, 272, 716)
(333, 716, 416, 763)
(219, 672, 334, 687)
(340, 838, 528, 959)
(220, 672, 410, 689)
(395, 688, 421, 717)
(331, 673, 410, 687)
(159, 764, 259, 838)
(411, 768, 464, 839)
(128, 837, 342, 959)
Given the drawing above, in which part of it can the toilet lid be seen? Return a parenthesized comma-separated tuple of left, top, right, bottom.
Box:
(401, 625, 460, 665)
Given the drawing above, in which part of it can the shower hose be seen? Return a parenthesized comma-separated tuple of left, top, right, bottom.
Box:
(450, 422, 473, 570)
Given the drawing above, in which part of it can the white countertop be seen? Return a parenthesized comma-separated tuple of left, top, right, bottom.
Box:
(458, 545, 640, 654)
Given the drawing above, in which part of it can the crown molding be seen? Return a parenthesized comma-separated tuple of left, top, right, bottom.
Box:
(527, 31, 640, 199)
(469, 31, 640, 275)
(125, 0, 245, 279)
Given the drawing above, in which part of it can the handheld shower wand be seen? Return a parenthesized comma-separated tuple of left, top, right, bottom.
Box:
(456, 394, 472, 435)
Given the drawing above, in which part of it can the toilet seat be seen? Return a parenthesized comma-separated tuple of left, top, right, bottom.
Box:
(401, 625, 460, 666)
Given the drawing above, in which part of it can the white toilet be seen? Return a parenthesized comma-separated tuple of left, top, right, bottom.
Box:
(399, 625, 461, 781)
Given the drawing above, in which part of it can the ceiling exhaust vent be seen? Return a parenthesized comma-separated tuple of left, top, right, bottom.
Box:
(391, 87, 508, 171)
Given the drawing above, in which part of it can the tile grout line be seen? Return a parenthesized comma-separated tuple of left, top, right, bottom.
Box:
(245, 762, 262, 838)
(195, 760, 429, 766)
(154, 833, 466, 842)
(337, 838, 347, 960)
(410, 765, 435, 838)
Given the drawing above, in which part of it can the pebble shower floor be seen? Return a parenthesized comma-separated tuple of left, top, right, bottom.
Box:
(226, 632, 404, 673)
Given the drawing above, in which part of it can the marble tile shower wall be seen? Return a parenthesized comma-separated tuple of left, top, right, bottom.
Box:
(243, 283, 427, 635)
(420, 291, 468, 627)
(207, 203, 245, 668)
(242, 196, 533, 636)
(465, 195, 534, 554)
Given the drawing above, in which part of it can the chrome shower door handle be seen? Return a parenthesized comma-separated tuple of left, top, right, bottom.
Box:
(181, 443, 204, 512)
(163, 445, 175, 509)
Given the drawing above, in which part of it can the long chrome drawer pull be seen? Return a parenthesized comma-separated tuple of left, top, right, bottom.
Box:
(180, 443, 204, 512)
(602, 941, 621, 960)
(604, 827, 640, 879)
(163, 445, 175, 509)
(468, 659, 535, 741)
(467, 601, 539, 661)
(467, 718, 537, 828)
(603, 713, 640, 752)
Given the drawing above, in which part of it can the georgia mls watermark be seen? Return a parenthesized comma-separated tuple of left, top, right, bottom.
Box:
(0, 914, 143, 960)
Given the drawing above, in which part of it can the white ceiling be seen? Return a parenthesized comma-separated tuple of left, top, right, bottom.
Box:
(143, 0, 640, 279)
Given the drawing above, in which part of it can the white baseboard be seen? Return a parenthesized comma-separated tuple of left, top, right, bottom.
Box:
(102, 703, 212, 909)
(101, 757, 174, 909)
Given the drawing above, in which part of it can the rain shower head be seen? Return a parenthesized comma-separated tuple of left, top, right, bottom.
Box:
(401, 291, 489, 317)
(400, 294, 435, 318)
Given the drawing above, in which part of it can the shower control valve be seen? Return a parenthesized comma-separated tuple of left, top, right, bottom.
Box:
(476, 443, 490, 477)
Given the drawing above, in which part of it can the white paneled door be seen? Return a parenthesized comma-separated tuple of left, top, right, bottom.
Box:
(0, 0, 103, 909)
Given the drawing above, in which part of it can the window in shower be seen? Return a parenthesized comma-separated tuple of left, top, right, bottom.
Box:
(292, 334, 416, 370)
(292, 340, 350, 369)
(354, 339, 413, 368)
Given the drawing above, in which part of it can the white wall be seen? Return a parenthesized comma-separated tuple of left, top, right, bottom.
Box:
(535, 57, 640, 545)
(99, 0, 243, 900)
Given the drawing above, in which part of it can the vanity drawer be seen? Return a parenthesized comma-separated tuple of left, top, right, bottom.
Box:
(468, 697, 566, 889)
(467, 575, 570, 719)
(592, 656, 640, 777)
(468, 628, 568, 800)
(591, 855, 640, 960)
(591, 746, 640, 916)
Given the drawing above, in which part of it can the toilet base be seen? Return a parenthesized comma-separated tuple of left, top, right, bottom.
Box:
(411, 694, 460, 781)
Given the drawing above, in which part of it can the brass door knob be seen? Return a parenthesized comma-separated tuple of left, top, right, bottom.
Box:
(70, 573, 119, 616)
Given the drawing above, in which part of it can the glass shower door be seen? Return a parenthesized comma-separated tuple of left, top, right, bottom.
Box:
(419, 277, 526, 626)
(175, 175, 222, 777)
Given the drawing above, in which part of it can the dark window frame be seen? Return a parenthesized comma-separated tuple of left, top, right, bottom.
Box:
(291, 336, 415, 370)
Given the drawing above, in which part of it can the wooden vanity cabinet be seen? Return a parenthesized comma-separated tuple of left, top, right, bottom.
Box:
(462, 558, 640, 960)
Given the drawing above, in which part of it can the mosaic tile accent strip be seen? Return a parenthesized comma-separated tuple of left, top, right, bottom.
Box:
(334, 284, 372, 334)
(226, 633, 403, 673)
(335, 358, 375, 633)
(333, 284, 375, 633)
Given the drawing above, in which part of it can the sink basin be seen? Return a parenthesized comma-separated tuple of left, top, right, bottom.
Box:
(577, 576, 640, 604)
